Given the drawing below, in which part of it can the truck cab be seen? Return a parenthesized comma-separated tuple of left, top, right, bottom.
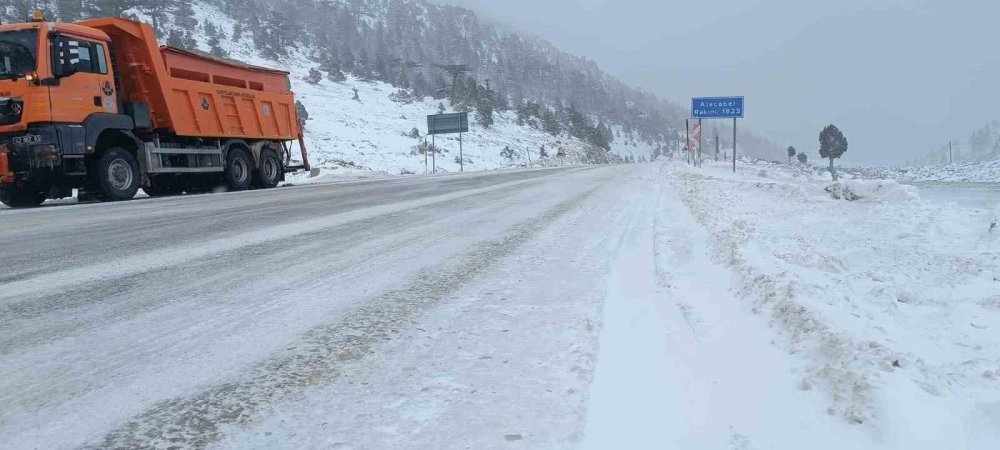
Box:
(0, 12, 137, 207)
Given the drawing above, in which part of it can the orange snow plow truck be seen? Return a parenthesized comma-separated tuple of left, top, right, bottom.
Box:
(0, 12, 310, 207)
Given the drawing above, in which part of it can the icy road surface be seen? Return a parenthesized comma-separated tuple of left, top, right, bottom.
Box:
(1, 163, 996, 449)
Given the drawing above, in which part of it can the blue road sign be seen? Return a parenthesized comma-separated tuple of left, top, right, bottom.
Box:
(692, 97, 744, 119)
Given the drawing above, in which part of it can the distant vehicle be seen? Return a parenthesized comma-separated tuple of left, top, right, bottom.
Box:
(0, 12, 309, 208)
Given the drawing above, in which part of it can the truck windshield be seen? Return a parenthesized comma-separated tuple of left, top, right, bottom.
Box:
(0, 30, 38, 80)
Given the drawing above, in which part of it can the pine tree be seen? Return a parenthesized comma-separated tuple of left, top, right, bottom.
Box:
(797, 152, 808, 164)
(138, 0, 176, 37)
(295, 100, 309, 129)
(819, 125, 848, 180)
(305, 68, 322, 84)
(57, 0, 83, 22)
(475, 80, 495, 128)
(539, 145, 548, 158)
(86, 0, 140, 18)
(204, 22, 228, 57)
(500, 145, 515, 162)
(437, 102, 446, 114)
(232, 22, 243, 41)
(787, 146, 797, 164)
(542, 108, 560, 136)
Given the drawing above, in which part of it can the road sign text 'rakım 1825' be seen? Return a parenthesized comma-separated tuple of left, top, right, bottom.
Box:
(691, 97, 744, 119)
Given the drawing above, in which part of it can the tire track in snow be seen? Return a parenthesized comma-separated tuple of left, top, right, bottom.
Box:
(85, 181, 609, 449)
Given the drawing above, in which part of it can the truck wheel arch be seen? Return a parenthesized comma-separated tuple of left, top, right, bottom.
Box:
(85, 113, 141, 152)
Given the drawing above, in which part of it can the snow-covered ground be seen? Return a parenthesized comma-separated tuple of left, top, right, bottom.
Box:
(846, 159, 1000, 183)
(665, 159, 1000, 448)
(3, 157, 999, 448)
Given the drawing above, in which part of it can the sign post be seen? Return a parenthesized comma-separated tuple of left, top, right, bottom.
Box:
(427, 112, 469, 173)
(692, 96, 744, 173)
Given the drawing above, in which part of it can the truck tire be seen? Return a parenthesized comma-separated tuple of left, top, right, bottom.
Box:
(225, 147, 253, 191)
(94, 147, 141, 202)
(254, 149, 282, 189)
(0, 184, 46, 208)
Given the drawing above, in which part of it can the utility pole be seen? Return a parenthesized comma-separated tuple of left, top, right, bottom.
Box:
(732, 118, 737, 173)
(715, 129, 720, 161)
(697, 118, 703, 167)
(685, 119, 691, 165)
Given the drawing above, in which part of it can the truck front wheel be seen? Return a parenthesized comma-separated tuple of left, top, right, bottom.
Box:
(225, 147, 253, 191)
(95, 147, 140, 202)
(254, 149, 282, 189)
(0, 184, 46, 208)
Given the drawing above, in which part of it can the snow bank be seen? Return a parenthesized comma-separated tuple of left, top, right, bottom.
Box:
(825, 180, 920, 202)
(666, 159, 1000, 446)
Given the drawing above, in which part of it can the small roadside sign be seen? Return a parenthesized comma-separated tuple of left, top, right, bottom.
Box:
(427, 112, 469, 135)
(425, 112, 470, 174)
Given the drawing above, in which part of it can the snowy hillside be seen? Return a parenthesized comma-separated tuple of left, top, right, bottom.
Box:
(151, 2, 662, 178)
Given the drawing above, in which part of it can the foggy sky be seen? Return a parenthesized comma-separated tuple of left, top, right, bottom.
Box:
(443, 0, 999, 165)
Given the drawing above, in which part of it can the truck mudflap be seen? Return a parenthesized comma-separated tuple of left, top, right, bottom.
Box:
(0, 146, 14, 184)
(283, 133, 312, 173)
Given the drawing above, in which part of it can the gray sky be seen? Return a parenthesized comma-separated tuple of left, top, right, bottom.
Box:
(444, 0, 999, 165)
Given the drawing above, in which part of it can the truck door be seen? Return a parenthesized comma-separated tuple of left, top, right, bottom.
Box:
(48, 35, 116, 123)
(47, 35, 117, 156)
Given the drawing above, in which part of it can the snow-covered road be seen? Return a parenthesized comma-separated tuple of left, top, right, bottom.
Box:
(2, 162, 997, 449)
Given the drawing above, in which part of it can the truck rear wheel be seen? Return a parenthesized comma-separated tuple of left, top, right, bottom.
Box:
(95, 147, 140, 202)
(0, 184, 46, 208)
(254, 149, 282, 189)
(225, 147, 253, 191)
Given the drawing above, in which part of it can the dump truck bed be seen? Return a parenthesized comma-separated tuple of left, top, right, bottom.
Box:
(78, 17, 299, 141)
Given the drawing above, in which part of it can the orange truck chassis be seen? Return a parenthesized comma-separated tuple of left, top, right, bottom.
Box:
(0, 13, 309, 208)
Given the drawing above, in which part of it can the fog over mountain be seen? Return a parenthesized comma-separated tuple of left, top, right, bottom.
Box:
(444, 0, 1000, 166)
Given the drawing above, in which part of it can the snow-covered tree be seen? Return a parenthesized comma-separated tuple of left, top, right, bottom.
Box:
(787, 146, 796, 164)
(797, 152, 808, 164)
(819, 125, 848, 180)
(304, 68, 322, 84)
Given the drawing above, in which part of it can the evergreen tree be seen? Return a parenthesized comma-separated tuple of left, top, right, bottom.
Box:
(295, 100, 309, 129)
(57, 0, 83, 22)
(86, 0, 140, 18)
(541, 108, 560, 136)
(539, 145, 548, 158)
(819, 125, 848, 180)
(797, 152, 808, 164)
(305, 68, 323, 84)
(787, 146, 797, 164)
(475, 80, 495, 128)
(500, 145, 515, 162)
(232, 22, 243, 41)
(138, 0, 176, 37)
(204, 22, 228, 57)
(437, 102, 446, 114)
